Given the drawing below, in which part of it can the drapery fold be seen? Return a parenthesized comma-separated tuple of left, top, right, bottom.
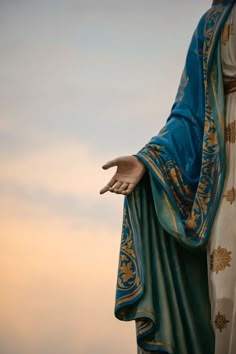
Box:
(115, 2, 236, 353)
(116, 177, 213, 353)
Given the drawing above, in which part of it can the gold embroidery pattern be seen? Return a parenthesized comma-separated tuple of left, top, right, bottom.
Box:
(225, 120, 236, 143)
(215, 312, 230, 332)
(185, 4, 228, 240)
(169, 5, 227, 240)
(163, 160, 194, 221)
(221, 24, 233, 45)
(134, 5, 229, 246)
(176, 70, 189, 102)
(117, 209, 140, 291)
(210, 246, 232, 273)
(118, 217, 139, 289)
(223, 187, 236, 204)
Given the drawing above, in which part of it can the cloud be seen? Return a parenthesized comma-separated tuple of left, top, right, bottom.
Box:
(0, 0, 210, 156)
(0, 137, 134, 352)
(0, 135, 132, 354)
(0, 139, 126, 232)
(1, 141, 115, 199)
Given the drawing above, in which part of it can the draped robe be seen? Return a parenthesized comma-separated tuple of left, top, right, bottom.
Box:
(114, 1, 236, 353)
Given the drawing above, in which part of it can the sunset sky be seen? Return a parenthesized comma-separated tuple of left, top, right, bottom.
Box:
(0, 1, 211, 353)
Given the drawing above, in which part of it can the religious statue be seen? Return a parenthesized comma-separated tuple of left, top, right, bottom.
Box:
(100, 1, 236, 353)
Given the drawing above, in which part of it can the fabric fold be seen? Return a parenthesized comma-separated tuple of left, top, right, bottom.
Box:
(116, 176, 214, 353)
(115, 1, 236, 353)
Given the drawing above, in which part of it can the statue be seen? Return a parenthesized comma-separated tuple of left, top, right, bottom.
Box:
(100, 1, 236, 353)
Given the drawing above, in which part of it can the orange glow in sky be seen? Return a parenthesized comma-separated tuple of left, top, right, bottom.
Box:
(0, 1, 210, 353)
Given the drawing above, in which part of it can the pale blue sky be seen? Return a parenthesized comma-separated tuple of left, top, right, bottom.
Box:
(0, 1, 212, 353)
(1, 0, 210, 156)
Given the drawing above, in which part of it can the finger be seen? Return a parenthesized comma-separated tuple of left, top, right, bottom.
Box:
(100, 185, 110, 194)
(102, 158, 118, 170)
(100, 176, 117, 194)
(121, 183, 135, 195)
(114, 182, 129, 195)
(116, 183, 129, 193)
(109, 181, 122, 192)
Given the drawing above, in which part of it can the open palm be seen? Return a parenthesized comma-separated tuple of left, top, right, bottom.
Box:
(100, 155, 146, 195)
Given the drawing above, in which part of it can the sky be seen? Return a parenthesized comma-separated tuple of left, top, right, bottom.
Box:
(0, 1, 212, 353)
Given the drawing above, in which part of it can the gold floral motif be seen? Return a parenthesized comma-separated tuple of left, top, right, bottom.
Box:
(225, 120, 236, 143)
(210, 246, 232, 273)
(185, 216, 198, 230)
(223, 187, 236, 204)
(215, 312, 230, 332)
(136, 5, 228, 245)
(176, 70, 189, 102)
(117, 208, 140, 291)
(119, 261, 135, 283)
(221, 24, 233, 45)
(117, 234, 137, 289)
(121, 233, 135, 259)
(163, 162, 194, 220)
(189, 4, 227, 240)
(180, 5, 228, 241)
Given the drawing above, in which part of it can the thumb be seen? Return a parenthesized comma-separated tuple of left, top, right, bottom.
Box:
(102, 158, 118, 170)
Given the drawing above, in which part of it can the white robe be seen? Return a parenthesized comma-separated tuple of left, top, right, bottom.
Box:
(208, 4, 236, 353)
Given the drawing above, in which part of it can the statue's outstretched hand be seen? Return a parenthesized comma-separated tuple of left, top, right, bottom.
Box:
(100, 155, 146, 195)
